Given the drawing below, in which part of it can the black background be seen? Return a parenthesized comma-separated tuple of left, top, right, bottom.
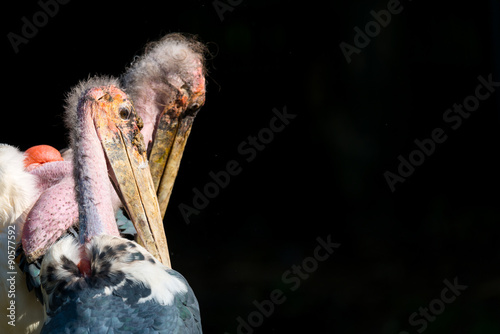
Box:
(3, 0, 500, 333)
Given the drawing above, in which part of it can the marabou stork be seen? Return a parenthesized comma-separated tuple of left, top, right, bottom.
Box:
(1, 33, 206, 333)
(121, 33, 206, 218)
(38, 80, 201, 333)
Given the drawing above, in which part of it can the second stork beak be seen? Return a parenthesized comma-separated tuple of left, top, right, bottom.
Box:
(95, 92, 171, 267)
(148, 106, 199, 218)
(148, 71, 206, 218)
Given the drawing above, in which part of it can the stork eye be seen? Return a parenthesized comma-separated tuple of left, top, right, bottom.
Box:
(119, 107, 130, 120)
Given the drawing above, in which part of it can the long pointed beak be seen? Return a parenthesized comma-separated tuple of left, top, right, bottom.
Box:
(148, 108, 198, 218)
(96, 104, 171, 268)
(156, 113, 197, 216)
(148, 72, 206, 218)
(148, 108, 180, 201)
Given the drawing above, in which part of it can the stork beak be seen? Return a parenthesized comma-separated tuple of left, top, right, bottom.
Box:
(148, 108, 198, 218)
(148, 74, 206, 219)
(95, 96, 171, 268)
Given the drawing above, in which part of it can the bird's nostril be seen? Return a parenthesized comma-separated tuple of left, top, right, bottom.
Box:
(186, 104, 201, 117)
(98, 93, 111, 101)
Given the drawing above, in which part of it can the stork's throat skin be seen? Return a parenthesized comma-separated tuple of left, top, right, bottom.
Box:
(74, 97, 120, 244)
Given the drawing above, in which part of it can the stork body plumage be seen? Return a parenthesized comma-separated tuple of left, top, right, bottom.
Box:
(1, 142, 136, 334)
(0, 145, 37, 226)
(0, 144, 133, 334)
(41, 236, 200, 333)
(39, 81, 201, 333)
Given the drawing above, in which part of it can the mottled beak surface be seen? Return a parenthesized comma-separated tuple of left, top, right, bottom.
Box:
(148, 66, 206, 218)
(93, 88, 171, 267)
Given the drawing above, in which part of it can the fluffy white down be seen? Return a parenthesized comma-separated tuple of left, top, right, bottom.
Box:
(0, 144, 37, 229)
(42, 235, 188, 307)
(90, 236, 188, 305)
(0, 144, 44, 334)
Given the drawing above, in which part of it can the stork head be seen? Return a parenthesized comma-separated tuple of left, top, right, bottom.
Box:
(66, 78, 170, 266)
(121, 33, 207, 217)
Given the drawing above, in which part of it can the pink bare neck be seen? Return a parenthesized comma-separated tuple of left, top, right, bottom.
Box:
(74, 103, 120, 244)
